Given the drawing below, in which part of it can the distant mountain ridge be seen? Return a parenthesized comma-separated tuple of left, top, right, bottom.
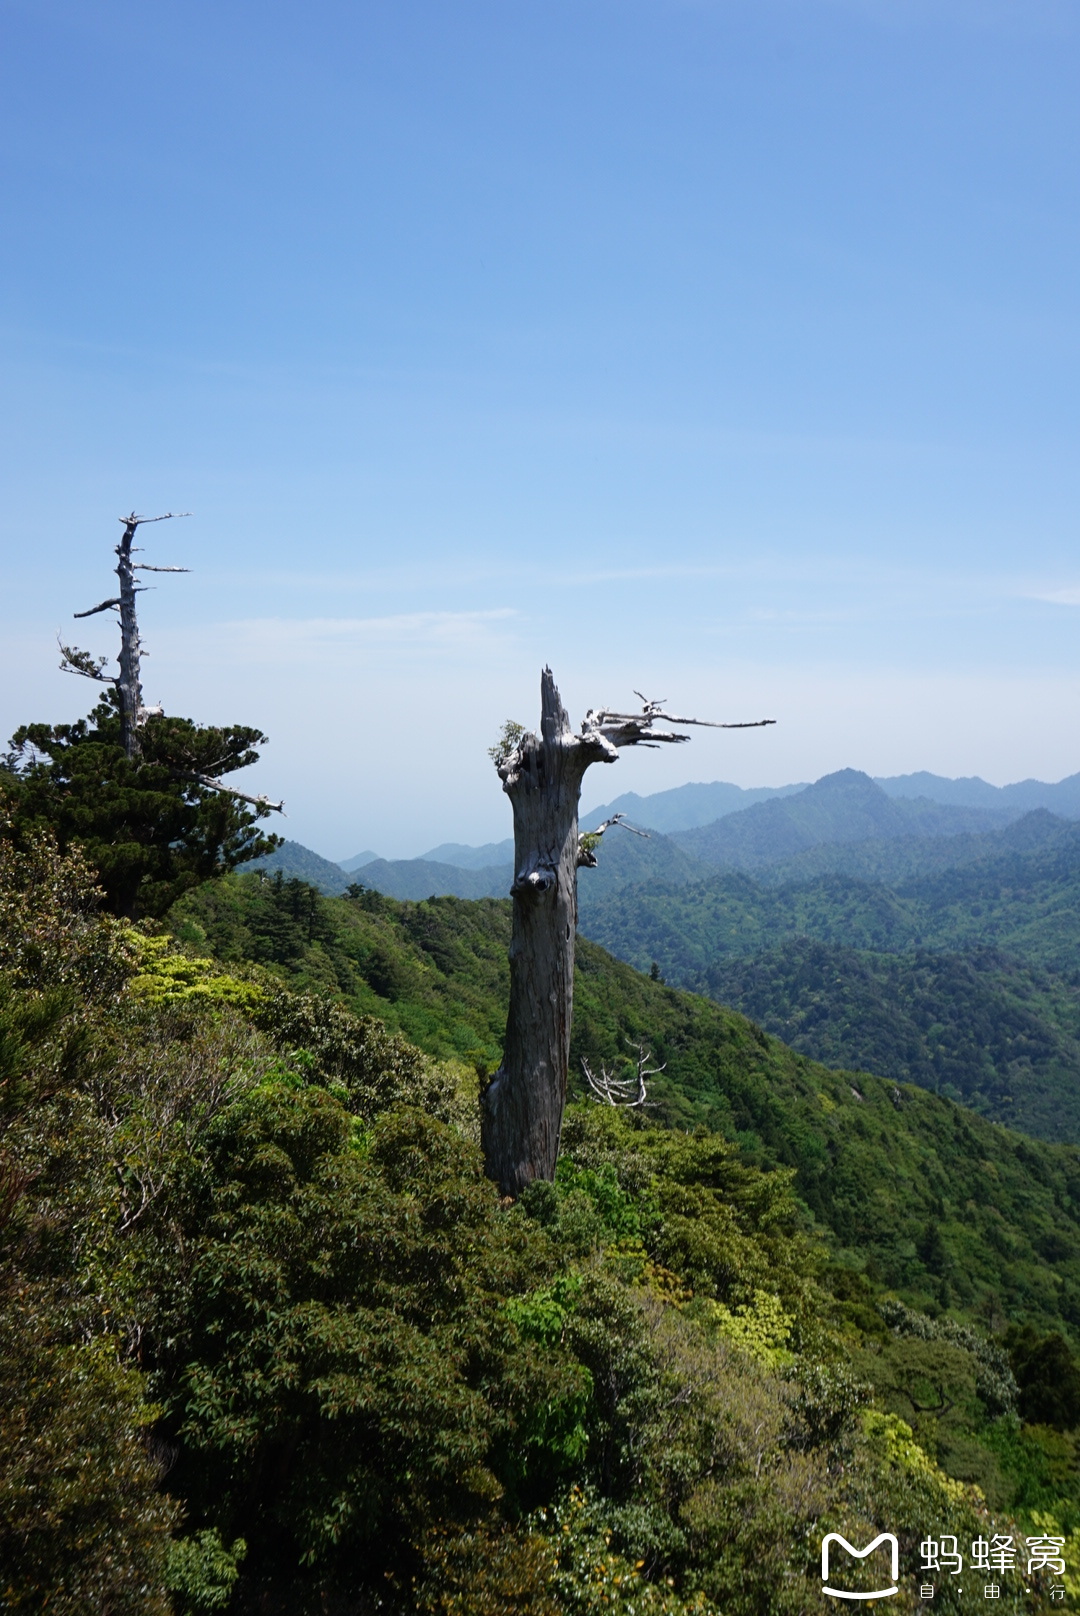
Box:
(349, 857, 511, 901)
(672, 769, 1015, 870)
(583, 768, 1080, 838)
(877, 769, 1080, 816)
(420, 839, 515, 869)
(580, 779, 807, 834)
(257, 766, 1080, 893)
(338, 849, 379, 873)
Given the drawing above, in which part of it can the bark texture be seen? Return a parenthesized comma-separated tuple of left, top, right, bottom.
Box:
(481, 671, 611, 1196)
(114, 520, 144, 758)
(480, 669, 773, 1196)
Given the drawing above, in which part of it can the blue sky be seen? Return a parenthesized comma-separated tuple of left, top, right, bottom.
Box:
(2, 0, 1078, 858)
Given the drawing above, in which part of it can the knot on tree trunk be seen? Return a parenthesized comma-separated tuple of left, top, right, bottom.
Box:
(511, 865, 558, 898)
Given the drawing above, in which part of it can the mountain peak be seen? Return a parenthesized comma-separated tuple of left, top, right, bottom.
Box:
(808, 768, 883, 794)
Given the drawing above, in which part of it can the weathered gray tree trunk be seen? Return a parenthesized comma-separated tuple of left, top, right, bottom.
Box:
(481, 668, 773, 1197)
(481, 671, 609, 1196)
(69, 510, 191, 759)
(114, 520, 145, 758)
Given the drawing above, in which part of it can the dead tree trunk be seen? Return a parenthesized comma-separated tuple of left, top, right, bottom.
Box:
(481, 668, 773, 1197)
(68, 510, 190, 759)
(60, 511, 285, 813)
(114, 519, 146, 758)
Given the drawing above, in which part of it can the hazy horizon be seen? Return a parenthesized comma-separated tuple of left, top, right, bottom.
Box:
(314, 763, 1080, 867)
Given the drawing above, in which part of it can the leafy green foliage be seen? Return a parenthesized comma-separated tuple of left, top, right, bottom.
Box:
(0, 1307, 178, 1614)
(1007, 1327, 1080, 1431)
(3, 833, 1077, 1612)
(159, 1092, 593, 1606)
(488, 720, 525, 767)
(164, 1529, 247, 1614)
(0, 832, 180, 1611)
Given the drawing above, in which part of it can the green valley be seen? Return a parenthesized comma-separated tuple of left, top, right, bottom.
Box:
(174, 871, 1080, 1341)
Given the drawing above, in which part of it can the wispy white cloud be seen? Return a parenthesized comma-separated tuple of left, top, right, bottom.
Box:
(168, 609, 519, 667)
(1025, 587, 1080, 606)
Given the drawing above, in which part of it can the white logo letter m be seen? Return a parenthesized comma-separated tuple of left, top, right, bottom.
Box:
(821, 1533, 899, 1600)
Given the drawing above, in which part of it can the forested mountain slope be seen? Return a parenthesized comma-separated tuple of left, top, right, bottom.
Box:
(172, 872, 1080, 1341)
(753, 807, 1072, 888)
(708, 938, 1080, 1142)
(582, 817, 1080, 988)
(578, 813, 1080, 1144)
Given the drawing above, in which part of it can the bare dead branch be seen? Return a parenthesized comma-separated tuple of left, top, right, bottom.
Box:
(118, 511, 192, 529)
(593, 813, 650, 840)
(588, 689, 775, 739)
(74, 597, 122, 619)
(578, 696, 776, 754)
(590, 706, 775, 733)
(177, 771, 285, 813)
(133, 565, 191, 573)
(576, 811, 650, 868)
(582, 1040, 663, 1108)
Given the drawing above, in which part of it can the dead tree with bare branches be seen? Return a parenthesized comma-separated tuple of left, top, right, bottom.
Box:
(7, 512, 283, 916)
(481, 668, 773, 1196)
(59, 511, 283, 813)
(62, 511, 191, 761)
